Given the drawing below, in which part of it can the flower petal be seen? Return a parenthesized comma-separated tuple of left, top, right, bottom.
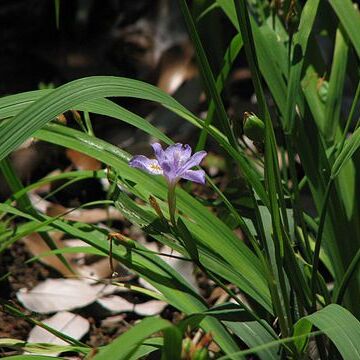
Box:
(182, 170, 206, 184)
(151, 143, 166, 164)
(180, 150, 207, 172)
(161, 160, 178, 183)
(129, 155, 163, 175)
(165, 143, 192, 167)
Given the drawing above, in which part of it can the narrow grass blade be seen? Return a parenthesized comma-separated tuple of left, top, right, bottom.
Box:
(331, 126, 360, 178)
(329, 0, 360, 58)
(178, 0, 236, 146)
(284, 0, 320, 134)
(93, 317, 181, 360)
(324, 27, 349, 142)
(196, 33, 243, 151)
(224, 321, 279, 360)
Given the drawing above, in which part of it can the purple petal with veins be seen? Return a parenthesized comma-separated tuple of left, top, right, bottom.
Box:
(179, 150, 207, 174)
(182, 170, 206, 184)
(151, 143, 165, 163)
(129, 155, 163, 175)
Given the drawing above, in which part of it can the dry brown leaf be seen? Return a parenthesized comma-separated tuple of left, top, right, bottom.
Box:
(101, 314, 126, 328)
(157, 43, 196, 94)
(162, 246, 199, 292)
(208, 287, 228, 304)
(66, 149, 102, 170)
(22, 232, 75, 277)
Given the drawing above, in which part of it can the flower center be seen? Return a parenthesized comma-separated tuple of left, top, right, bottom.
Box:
(150, 163, 161, 170)
(149, 162, 163, 173)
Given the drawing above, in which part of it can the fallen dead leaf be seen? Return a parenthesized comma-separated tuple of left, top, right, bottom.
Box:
(138, 245, 199, 294)
(46, 203, 123, 223)
(66, 149, 102, 170)
(164, 247, 199, 293)
(157, 43, 196, 94)
(17, 279, 99, 313)
(92, 283, 129, 296)
(76, 258, 114, 281)
(27, 311, 89, 356)
(97, 295, 167, 316)
(22, 233, 75, 277)
(134, 300, 167, 316)
(97, 295, 134, 313)
(29, 193, 123, 223)
(101, 314, 126, 328)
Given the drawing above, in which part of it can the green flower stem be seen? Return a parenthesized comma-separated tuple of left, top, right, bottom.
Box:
(167, 182, 177, 226)
(311, 179, 334, 311)
(334, 247, 360, 304)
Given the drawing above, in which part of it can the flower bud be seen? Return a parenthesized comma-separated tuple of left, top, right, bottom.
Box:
(243, 112, 265, 142)
(192, 347, 209, 360)
(317, 80, 329, 103)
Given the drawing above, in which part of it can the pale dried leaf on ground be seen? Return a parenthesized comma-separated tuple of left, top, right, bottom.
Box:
(138, 246, 199, 293)
(27, 311, 89, 357)
(97, 295, 167, 315)
(17, 279, 99, 313)
(29, 193, 123, 223)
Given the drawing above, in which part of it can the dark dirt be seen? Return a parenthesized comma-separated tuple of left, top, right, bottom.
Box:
(0, 238, 217, 355)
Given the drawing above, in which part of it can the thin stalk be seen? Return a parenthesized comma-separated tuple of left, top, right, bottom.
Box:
(285, 134, 312, 261)
(338, 80, 360, 154)
(178, 0, 237, 148)
(167, 183, 177, 226)
(251, 190, 291, 339)
(83, 111, 94, 136)
(334, 247, 360, 305)
(310, 179, 334, 311)
(298, 176, 308, 191)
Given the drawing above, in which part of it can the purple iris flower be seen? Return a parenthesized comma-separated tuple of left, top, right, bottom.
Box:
(129, 143, 207, 185)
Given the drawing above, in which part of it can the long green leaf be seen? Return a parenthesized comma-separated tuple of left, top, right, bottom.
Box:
(0, 338, 88, 356)
(329, 0, 360, 58)
(224, 321, 279, 360)
(331, 126, 360, 178)
(93, 317, 181, 360)
(294, 304, 360, 359)
(284, 0, 320, 134)
(179, 0, 236, 146)
(324, 26, 349, 142)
